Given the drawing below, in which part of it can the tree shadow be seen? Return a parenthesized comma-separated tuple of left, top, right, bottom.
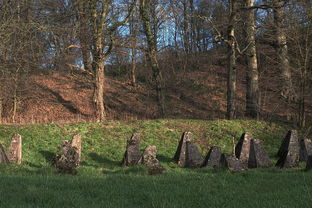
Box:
(35, 83, 88, 116)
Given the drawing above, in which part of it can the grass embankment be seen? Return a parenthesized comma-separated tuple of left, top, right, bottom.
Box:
(0, 119, 311, 207)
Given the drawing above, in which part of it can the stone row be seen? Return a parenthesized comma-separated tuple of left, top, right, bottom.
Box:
(173, 130, 312, 172)
(1, 129, 312, 175)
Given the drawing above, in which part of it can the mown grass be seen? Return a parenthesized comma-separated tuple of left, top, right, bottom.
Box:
(0, 119, 311, 207)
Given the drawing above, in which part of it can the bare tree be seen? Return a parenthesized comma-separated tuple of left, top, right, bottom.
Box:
(73, 0, 136, 122)
(227, 0, 239, 119)
(139, 0, 165, 116)
(273, 0, 297, 101)
(244, 0, 259, 118)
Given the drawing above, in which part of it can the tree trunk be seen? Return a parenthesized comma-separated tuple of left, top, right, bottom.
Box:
(245, 0, 259, 118)
(0, 99, 2, 123)
(227, 0, 238, 120)
(94, 60, 106, 122)
(131, 46, 137, 87)
(139, 0, 165, 116)
(182, 0, 190, 53)
(298, 79, 306, 127)
(90, 1, 109, 122)
(129, 14, 138, 87)
(74, 1, 92, 72)
(273, 0, 296, 101)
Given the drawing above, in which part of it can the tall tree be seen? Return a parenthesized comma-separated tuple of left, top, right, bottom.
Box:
(272, 0, 296, 101)
(139, 0, 165, 116)
(227, 0, 239, 119)
(244, 0, 259, 118)
(73, 0, 136, 122)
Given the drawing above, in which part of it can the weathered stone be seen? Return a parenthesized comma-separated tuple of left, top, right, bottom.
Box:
(276, 150, 299, 168)
(54, 143, 80, 174)
(202, 146, 222, 168)
(139, 146, 165, 175)
(185, 141, 204, 168)
(277, 130, 299, 157)
(0, 144, 10, 164)
(173, 132, 192, 166)
(221, 154, 246, 172)
(71, 134, 81, 163)
(248, 139, 273, 168)
(54, 135, 82, 174)
(235, 133, 252, 166)
(7, 134, 22, 164)
(276, 130, 299, 168)
(300, 139, 312, 162)
(122, 133, 141, 166)
(305, 155, 312, 171)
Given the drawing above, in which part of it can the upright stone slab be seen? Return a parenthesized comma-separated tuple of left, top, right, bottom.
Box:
(235, 133, 252, 166)
(185, 141, 204, 168)
(54, 140, 80, 174)
(221, 154, 246, 172)
(248, 139, 273, 168)
(305, 155, 312, 171)
(139, 146, 165, 175)
(173, 132, 192, 166)
(276, 130, 299, 168)
(202, 146, 222, 168)
(71, 134, 81, 163)
(122, 133, 141, 166)
(276, 150, 299, 168)
(0, 144, 10, 164)
(300, 139, 312, 162)
(277, 130, 299, 157)
(7, 134, 22, 164)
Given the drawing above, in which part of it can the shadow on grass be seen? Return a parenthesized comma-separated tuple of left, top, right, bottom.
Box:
(104, 165, 149, 176)
(39, 150, 56, 164)
(157, 154, 174, 163)
(24, 162, 43, 169)
(86, 153, 121, 169)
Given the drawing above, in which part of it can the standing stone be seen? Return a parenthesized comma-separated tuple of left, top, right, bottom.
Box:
(54, 140, 80, 174)
(235, 133, 252, 167)
(300, 139, 312, 162)
(139, 146, 165, 175)
(248, 139, 273, 168)
(71, 134, 81, 164)
(185, 141, 204, 168)
(122, 133, 141, 166)
(276, 130, 299, 168)
(173, 132, 192, 166)
(202, 146, 222, 168)
(277, 130, 299, 157)
(221, 154, 246, 172)
(276, 150, 299, 168)
(305, 155, 312, 171)
(0, 144, 10, 164)
(7, 134, 22, 164)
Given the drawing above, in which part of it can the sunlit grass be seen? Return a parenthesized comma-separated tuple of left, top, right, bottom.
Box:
(0, 119, 310, 207)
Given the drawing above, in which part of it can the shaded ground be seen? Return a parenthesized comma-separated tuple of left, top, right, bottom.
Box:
(0, 61, 311, 124)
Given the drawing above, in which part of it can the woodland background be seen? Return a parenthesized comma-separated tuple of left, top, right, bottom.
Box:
(0, 0, 311, 127)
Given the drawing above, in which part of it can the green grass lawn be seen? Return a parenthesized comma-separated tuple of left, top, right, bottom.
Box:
(0, 119, 311, 207)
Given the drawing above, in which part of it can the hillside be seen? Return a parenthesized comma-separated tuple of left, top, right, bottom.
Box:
(1, 61, 310, 124)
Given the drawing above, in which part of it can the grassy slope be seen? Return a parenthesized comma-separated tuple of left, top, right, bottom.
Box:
(0, 119, 311, 207)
